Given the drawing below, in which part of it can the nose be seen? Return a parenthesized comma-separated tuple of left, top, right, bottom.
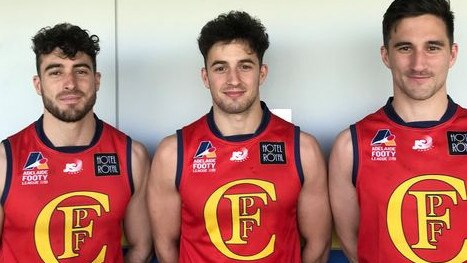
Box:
(227, 69, 240, 86)
(63, 72, 77, 90)
(410, 49, 427, 72)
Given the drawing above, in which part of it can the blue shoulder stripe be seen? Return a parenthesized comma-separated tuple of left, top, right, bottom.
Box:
(350, 125, 359, 187)
(294, 126, 304, 185)
(126, 136, 135, 195)
(1, 139, 12, 205)
(175, 130, 184, 190)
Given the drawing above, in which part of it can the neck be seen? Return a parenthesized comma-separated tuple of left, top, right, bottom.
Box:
(392, 92, 448, 122)
(212, 101, 263, 137)
(42, 111, 96, 147)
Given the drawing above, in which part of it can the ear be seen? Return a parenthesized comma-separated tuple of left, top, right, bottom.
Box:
(201, 67, 210, 89)
(380, 45, 391, 69)
(449, 43, 459, 68)
(94, 72, 102, 91)
(259, 64, 268, 86)
(33, 75, 42, 96)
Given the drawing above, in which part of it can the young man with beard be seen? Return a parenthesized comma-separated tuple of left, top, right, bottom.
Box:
(147, 11, 331, 263)
(329, 0, 466, 262)
(0, 23, 152, 262)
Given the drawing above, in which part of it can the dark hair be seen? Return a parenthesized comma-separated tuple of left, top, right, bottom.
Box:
(198, 11, 269, 65)
(32, 23, 100, 75)
(383, 0, 454, 47)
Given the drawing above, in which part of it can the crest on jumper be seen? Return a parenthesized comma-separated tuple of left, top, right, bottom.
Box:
(63, 159, 83, 174)
(230, 147, 248, 162)
(194, 141, 217, 158)
(23, 152, 49, 170)
(193, 141, 217, 173)
(370, 129, 397, 161)
(22, 152, 49, 185)
(412, 135, 433, 151)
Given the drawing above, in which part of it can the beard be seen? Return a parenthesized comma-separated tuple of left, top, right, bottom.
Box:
(42, 90, 96, 123)
(213, 94, 257, 114)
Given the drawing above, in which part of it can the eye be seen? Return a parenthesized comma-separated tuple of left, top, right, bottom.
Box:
(48, 70, 61, 76)
(397, 46, 411, 52)
(427, 45, 441, 52)
(213, 66, 226, 73)
(239, 64, 253, 71)
(75, 68, 90, 75)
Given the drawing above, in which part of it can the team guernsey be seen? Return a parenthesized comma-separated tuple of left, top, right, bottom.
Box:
(0, 115, 133, 262)
(352, 97, 467, 263)
(177, 102, 304, 262)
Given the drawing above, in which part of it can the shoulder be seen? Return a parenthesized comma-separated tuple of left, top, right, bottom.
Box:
(0, 141, 6, 198)
(154, 134, 178, 161)
(333, 128, 353, 150)
(330, 128, 353, 161)
(129, 139, 150, 191)
(329, 128, 354, 182)
(298, 131, 323, 157)
(149, 134, 178, 189)
(0, 141, 5, 161)
(298, 131, 326, 178)
(0, 141, 5, 160)
(151, 134, 178, 177)
(131, 140, 149, 161)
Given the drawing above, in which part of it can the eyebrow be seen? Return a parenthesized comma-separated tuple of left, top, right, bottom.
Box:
(238, 59, 256, 64)
(44, 63, 63, 72)
(209, 60, 227, 68)
(393, 40, 446, 48)
(427, 40, 446, 46)
(209, 59, 256, 68)
(44, 63, 92, 72)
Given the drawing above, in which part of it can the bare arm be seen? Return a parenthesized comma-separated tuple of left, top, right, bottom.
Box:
(147, 135, 180, 263)
(328, 129, 359, 263)
(298, 132, 332, 263)
(124, 140, 153, 263)
(0, 142, 6, 238)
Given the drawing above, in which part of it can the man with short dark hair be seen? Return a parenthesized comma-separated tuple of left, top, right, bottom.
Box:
(0, 23, 152, 262)
(329, 0, 466, 262)
(148, 11, 331, 263)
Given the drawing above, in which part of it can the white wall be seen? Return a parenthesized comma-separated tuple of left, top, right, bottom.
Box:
(1, 0, 467, 158)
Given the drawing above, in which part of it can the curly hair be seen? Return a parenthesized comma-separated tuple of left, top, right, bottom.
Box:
(383, 0, 454, 47)
(32, 23, 100, 75)
(198, 11, 269, 65)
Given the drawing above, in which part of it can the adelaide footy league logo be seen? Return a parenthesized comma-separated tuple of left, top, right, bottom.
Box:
(193, 141, 217, 173)
(24, 152, 49, 170)
(194, 141, 217, 158)
(371, 129, 397, 161)
(22, 152, 49, 185)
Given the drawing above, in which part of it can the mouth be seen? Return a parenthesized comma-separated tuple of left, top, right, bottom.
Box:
(409, 75, 431, 79)
(223, 89, 246, 98)
(58, 94, 82, 105)
(407, 74, 432, 84)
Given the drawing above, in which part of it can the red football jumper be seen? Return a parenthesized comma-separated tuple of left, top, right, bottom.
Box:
(1, 116, 133, 262)
(177, 103, 304, 262)
(353, 98, 467, 263)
